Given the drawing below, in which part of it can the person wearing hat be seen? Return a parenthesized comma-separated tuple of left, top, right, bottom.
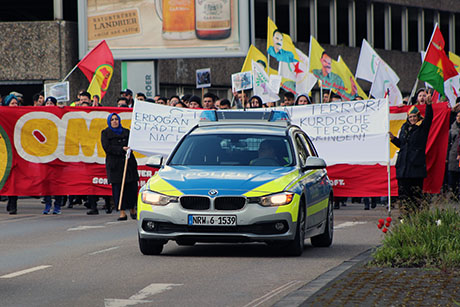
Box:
(188, 95, 202, 109)
(3, 94, 19, 214)
(120, 89, 134, 107)
(389, 99, 433, 215)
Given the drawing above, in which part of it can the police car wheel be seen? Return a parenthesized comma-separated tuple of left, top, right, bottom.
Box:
(138, 235, 165, 255)
(311, 196, 334, 247)
(285, 202, 306, 256)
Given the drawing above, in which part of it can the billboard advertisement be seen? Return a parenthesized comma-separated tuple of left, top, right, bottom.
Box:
(78, 0, 251, 59)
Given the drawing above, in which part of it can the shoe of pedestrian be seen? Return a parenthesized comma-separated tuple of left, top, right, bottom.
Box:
(105, 208, 112, 214)
(84, 202, 91, 209)
(130, 212, 137, 220)
(67, 204, 73, 208)
(87, 210, 99, 215)
(52, 210, 62, 215)
(9, 211, 17, 215)
(117, 216, 127, 221)
(364, 206, 370, 210)
(371, 203, 377, 209)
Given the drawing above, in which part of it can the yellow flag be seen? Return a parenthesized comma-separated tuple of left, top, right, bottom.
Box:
(87, 74, 102, 99)
(336, 56, 368, 99)
(449, 51, 460, 73)
(309, 36, 366, 100)
(241, 45, 277, 75)
(266, 17, 299, 62)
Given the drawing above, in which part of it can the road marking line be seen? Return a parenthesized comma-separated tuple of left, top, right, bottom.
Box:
(334, 221, 368, 229)
(242, 280, 303, 307)
(129, 283, 183, 300)
(89, 246, 120, 255)
(0, 265, 52, 279)
(105, 283, 183, 307)
(67, 225, 106, 231)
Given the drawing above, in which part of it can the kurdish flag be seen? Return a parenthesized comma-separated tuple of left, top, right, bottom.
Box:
(417, 24, 457, 96)
(77, 40, 114, 99)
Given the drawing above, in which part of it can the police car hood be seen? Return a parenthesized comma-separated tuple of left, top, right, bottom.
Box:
(158, 165, 297, 196)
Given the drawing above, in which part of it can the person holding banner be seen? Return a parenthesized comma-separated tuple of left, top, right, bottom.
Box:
(100, 113, 139, 220)
(389, 100, 433, 215)
(3, 94, 19, 214)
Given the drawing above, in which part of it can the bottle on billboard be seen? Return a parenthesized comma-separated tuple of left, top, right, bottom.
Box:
(195, 0, 231, 40)
(155, 0, 195, 40)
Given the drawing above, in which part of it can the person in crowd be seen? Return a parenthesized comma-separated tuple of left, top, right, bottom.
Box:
(136, 92, 146, 101)
(389, 99, 433, 215)
(189, 95, 202, 109)
(145, 98, 155, 103)
(41, 96, 65, 214)
(120, 89, 134, 107)
(203, 92, 217, 109)
(3, 94, 19, 214)
(330, 93, 342, 102)
(153, 95, 161, 103)
(92, 94, 101, 107)
(33, 92, 45, 106)
(70, 89, 86, 106)
(10, 91, 24, 105)
(410, 88, 427, 105)
(181, 94, 192, 107)
(322, 92, 330, 103)
(263, 101, 276, 108)
(448, 112, 460, 199)
(248, 96, 263, 108)
(362, 197, 378, 210)
(169, 95, 180, 107)
(117, 97, 129, 108)
(175, 101, 187, 108)
(78, 91, 91, 106)
(99, 113, 139, 220)
(157, 97, 168, 105)
(281, 92, 295, 106)
(215, 99, 221, 109)
(232, 90, 248, 109)
(295, 94, 311, 105)
(218, 99, 231, 109)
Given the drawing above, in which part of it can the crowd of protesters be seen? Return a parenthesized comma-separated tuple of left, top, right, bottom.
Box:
(2, 86, 460, 218)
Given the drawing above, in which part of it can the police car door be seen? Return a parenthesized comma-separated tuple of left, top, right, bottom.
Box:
(295, 132, 328, 228)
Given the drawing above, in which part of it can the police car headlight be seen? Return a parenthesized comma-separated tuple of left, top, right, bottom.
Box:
(141, 191, 178, 206)
(259, 192, 294, 207)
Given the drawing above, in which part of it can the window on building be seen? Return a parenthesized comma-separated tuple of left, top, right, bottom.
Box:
(408, 7, 419, 52)
(391, 5, 402, 51)
(440, 11, 451, 52)
(337, 0, 349, 46)
(355, 0, 367, 46)
(254, 0, 268, 39)
(373, 2, 385, 49)
(317, 1, 330, 44)
(275, 1, 290, 35)
(456, 13, 460, 53)
(297, 1, 310, 42)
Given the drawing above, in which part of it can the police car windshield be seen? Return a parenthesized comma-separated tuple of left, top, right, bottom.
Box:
(169, 134, 295, 167)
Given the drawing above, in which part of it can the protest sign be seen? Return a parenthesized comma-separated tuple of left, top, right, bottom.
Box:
(196, 68, 211, 88)
(231, 71, 253, 92)
(44, 81, 70, 102)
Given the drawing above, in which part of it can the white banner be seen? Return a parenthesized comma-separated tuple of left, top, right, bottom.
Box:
(129, 99, 390, 166)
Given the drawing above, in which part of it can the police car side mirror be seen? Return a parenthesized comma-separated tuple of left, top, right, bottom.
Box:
(146, 155, 164, 169)
(302, 156, 327, 170)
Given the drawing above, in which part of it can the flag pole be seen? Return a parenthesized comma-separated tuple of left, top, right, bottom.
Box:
(386, 96, 391, 215)
(118, 149, 130, 211)
(61, 64, 79, 82)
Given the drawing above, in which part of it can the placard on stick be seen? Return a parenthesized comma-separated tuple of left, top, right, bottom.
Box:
(231, 71, 253, 92)
(196, 68, 211, 88)
(44, 81, 70, 103)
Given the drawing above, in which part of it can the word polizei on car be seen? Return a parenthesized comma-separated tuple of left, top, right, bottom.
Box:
(137, 110, 333, 256)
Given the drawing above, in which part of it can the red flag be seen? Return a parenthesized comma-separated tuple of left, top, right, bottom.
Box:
(77, 40, 114, 98)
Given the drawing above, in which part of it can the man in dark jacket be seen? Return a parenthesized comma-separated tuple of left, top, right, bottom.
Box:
(389, 100, 433, 215)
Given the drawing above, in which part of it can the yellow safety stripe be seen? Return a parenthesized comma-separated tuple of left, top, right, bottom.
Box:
(243, 170, 299, 197)
(286, 170, 319, 190)
(275, 193, 300, 222)
(307, 198, 329, 217)
(148, 174, 183, 196)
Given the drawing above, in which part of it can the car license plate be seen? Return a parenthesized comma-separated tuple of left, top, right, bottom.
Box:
(188, 215, 237, 226)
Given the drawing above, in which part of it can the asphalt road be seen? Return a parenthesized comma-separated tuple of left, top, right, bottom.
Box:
(0, 198, 389, 307)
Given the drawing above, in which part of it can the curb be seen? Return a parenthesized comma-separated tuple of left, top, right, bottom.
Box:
(273, 248, 375, 307)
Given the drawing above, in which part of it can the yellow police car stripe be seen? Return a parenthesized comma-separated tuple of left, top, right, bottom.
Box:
(307, 198, 329, 217)
(275, 193, 300, 221)
(243, 170, 299, 197)
(148, 175, 183, 196)
(285, 170, 319, 190)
